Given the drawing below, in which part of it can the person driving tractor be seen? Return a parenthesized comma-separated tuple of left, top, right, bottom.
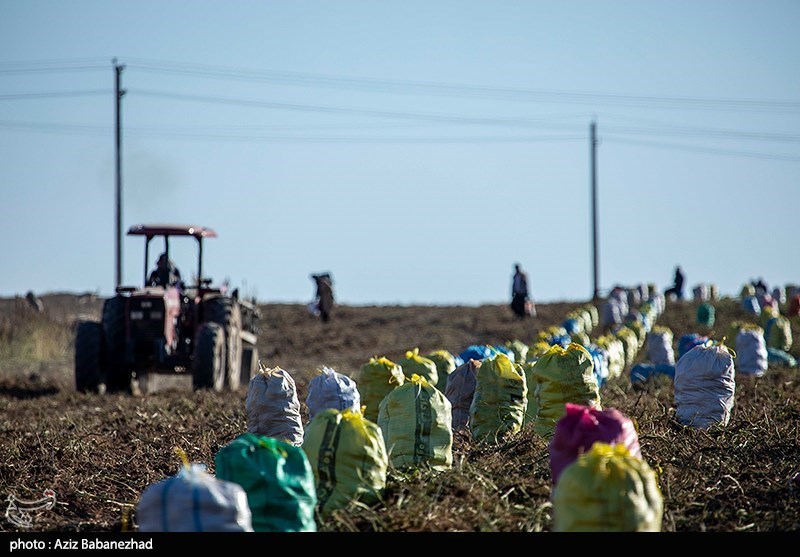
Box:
(148, 253, 182, 288)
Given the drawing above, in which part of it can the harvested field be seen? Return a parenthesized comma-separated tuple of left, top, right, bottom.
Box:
(1, 293, 799, 534)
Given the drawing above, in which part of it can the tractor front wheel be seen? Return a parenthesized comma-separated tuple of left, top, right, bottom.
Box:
(75, 321, 105, 394)
(192, 322, 226, 391)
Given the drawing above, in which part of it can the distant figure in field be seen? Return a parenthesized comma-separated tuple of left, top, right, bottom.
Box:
(664, 266, 685, 301)
(312, 273, 335, 323)
(25, 291, 44, 313)
(510, 263, 534, 319)
(751, 277, 768, 295)
(148, 253, 182, 289)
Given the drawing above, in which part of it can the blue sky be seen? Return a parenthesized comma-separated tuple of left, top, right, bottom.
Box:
(2, 1, 798, 305)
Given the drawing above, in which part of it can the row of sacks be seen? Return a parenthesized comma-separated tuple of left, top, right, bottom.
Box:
(134, 364, 441, 531)
(136, 377, 663, 533)
(600, 285, 665, 332)
(134, 299, 663, 532)
(740, 283, 800, 305)
(634, 327, 792, 431)
(633, 317, 796, 384)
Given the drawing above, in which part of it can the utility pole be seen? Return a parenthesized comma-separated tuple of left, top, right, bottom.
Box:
(114, 59, 126, 289)
(590, 120, 599, 301)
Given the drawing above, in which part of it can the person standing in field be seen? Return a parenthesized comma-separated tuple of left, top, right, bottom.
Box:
(312, 273, 335, 323)
(510, 263, 533, 319)
(664, 265, 685, 301)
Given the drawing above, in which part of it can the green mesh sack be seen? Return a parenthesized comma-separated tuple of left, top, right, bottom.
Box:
(425, 349, 457, 387)
(615, 327, 639, 367)
(505, 339, 529, 365)
(567, 309, 589, 335)
(527, 341, 552, 363)
(697, 303, 716, 328)
(538, 325, 568, 345)
(595, 335, 625, 379)
(397, 347, 439, 388)
(357, 356, 405, 422)
(727, 321, 747, 349)
(302, 408, 388, 514)
(570, 331, 591, 347)
(377, 374, 453, 471)
(584, 304, 599, 328)
(624, 320, 647, 348)
(740, 284, 756, 298)
(765, 315, 792, 352)
(553, 442, 663, 532)
(530, 343, 601, 439)
(759, 305, 777, 329)
(469, 352, 527, 443)
(214, 433, 317, 532)
(522, 360, 539, 425)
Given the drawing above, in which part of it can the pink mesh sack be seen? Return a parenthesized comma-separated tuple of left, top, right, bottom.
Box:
(549, 402, 641, 485)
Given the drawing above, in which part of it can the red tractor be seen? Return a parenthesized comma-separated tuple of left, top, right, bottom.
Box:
(74, 224, 260, 394)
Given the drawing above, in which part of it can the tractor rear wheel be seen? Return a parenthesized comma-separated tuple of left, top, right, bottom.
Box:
(192, 321, 226, 391)
(240, 345, 259, 388)
(75, 321, 105, 394)
(204, 296, 243, 391)
(102, 295, 132, 393)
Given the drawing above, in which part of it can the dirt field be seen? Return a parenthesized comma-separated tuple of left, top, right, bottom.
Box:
(1, 292, 799, 534)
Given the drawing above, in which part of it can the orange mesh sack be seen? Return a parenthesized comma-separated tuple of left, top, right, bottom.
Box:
(553, 442, 663, 532)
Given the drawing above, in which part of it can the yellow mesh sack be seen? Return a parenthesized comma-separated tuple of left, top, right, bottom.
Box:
(758, 305, 776, 329)
(584, 304, 599, 328)
(527, 341, 552, 363)
(357, 356, 405, 422)
(377, 374, 453, 471)
(553, 442, 663, 532)
(578, 307, 594, 334)
(570, 331, 591, 347)
(624, 321, 647, 348)
(522, 360, 539, 425)
(505, 339, 529, 364)
(530, 343, 600, 439)
(425, 349, 457, 386)
(615, 327, 639, 367)
(469, 353, 527, 443)
(302, 408, 388, 514)
(595, 335, 625, 379)
(727, 321, 748, 351)
(765, 315, 792, 352)
(397, 348, 439, 388)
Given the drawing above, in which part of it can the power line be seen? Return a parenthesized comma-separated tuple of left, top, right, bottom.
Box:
(119, 57, 800, 113)
(3, 57, 799, 113)
(0, 120, 584, 143)
(603, 137, 800, 162)
(3, 117, 797, 162)
(0, 90, 110, 100)
(131, 89, 585, 129)
(0, 58, 111, 74)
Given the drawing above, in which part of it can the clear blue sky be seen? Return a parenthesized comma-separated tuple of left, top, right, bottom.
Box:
(2, 1, 798, 305)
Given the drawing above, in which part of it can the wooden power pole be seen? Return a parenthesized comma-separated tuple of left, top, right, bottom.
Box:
(114, 59, 126, 289)
(590, 120, 599, 301)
